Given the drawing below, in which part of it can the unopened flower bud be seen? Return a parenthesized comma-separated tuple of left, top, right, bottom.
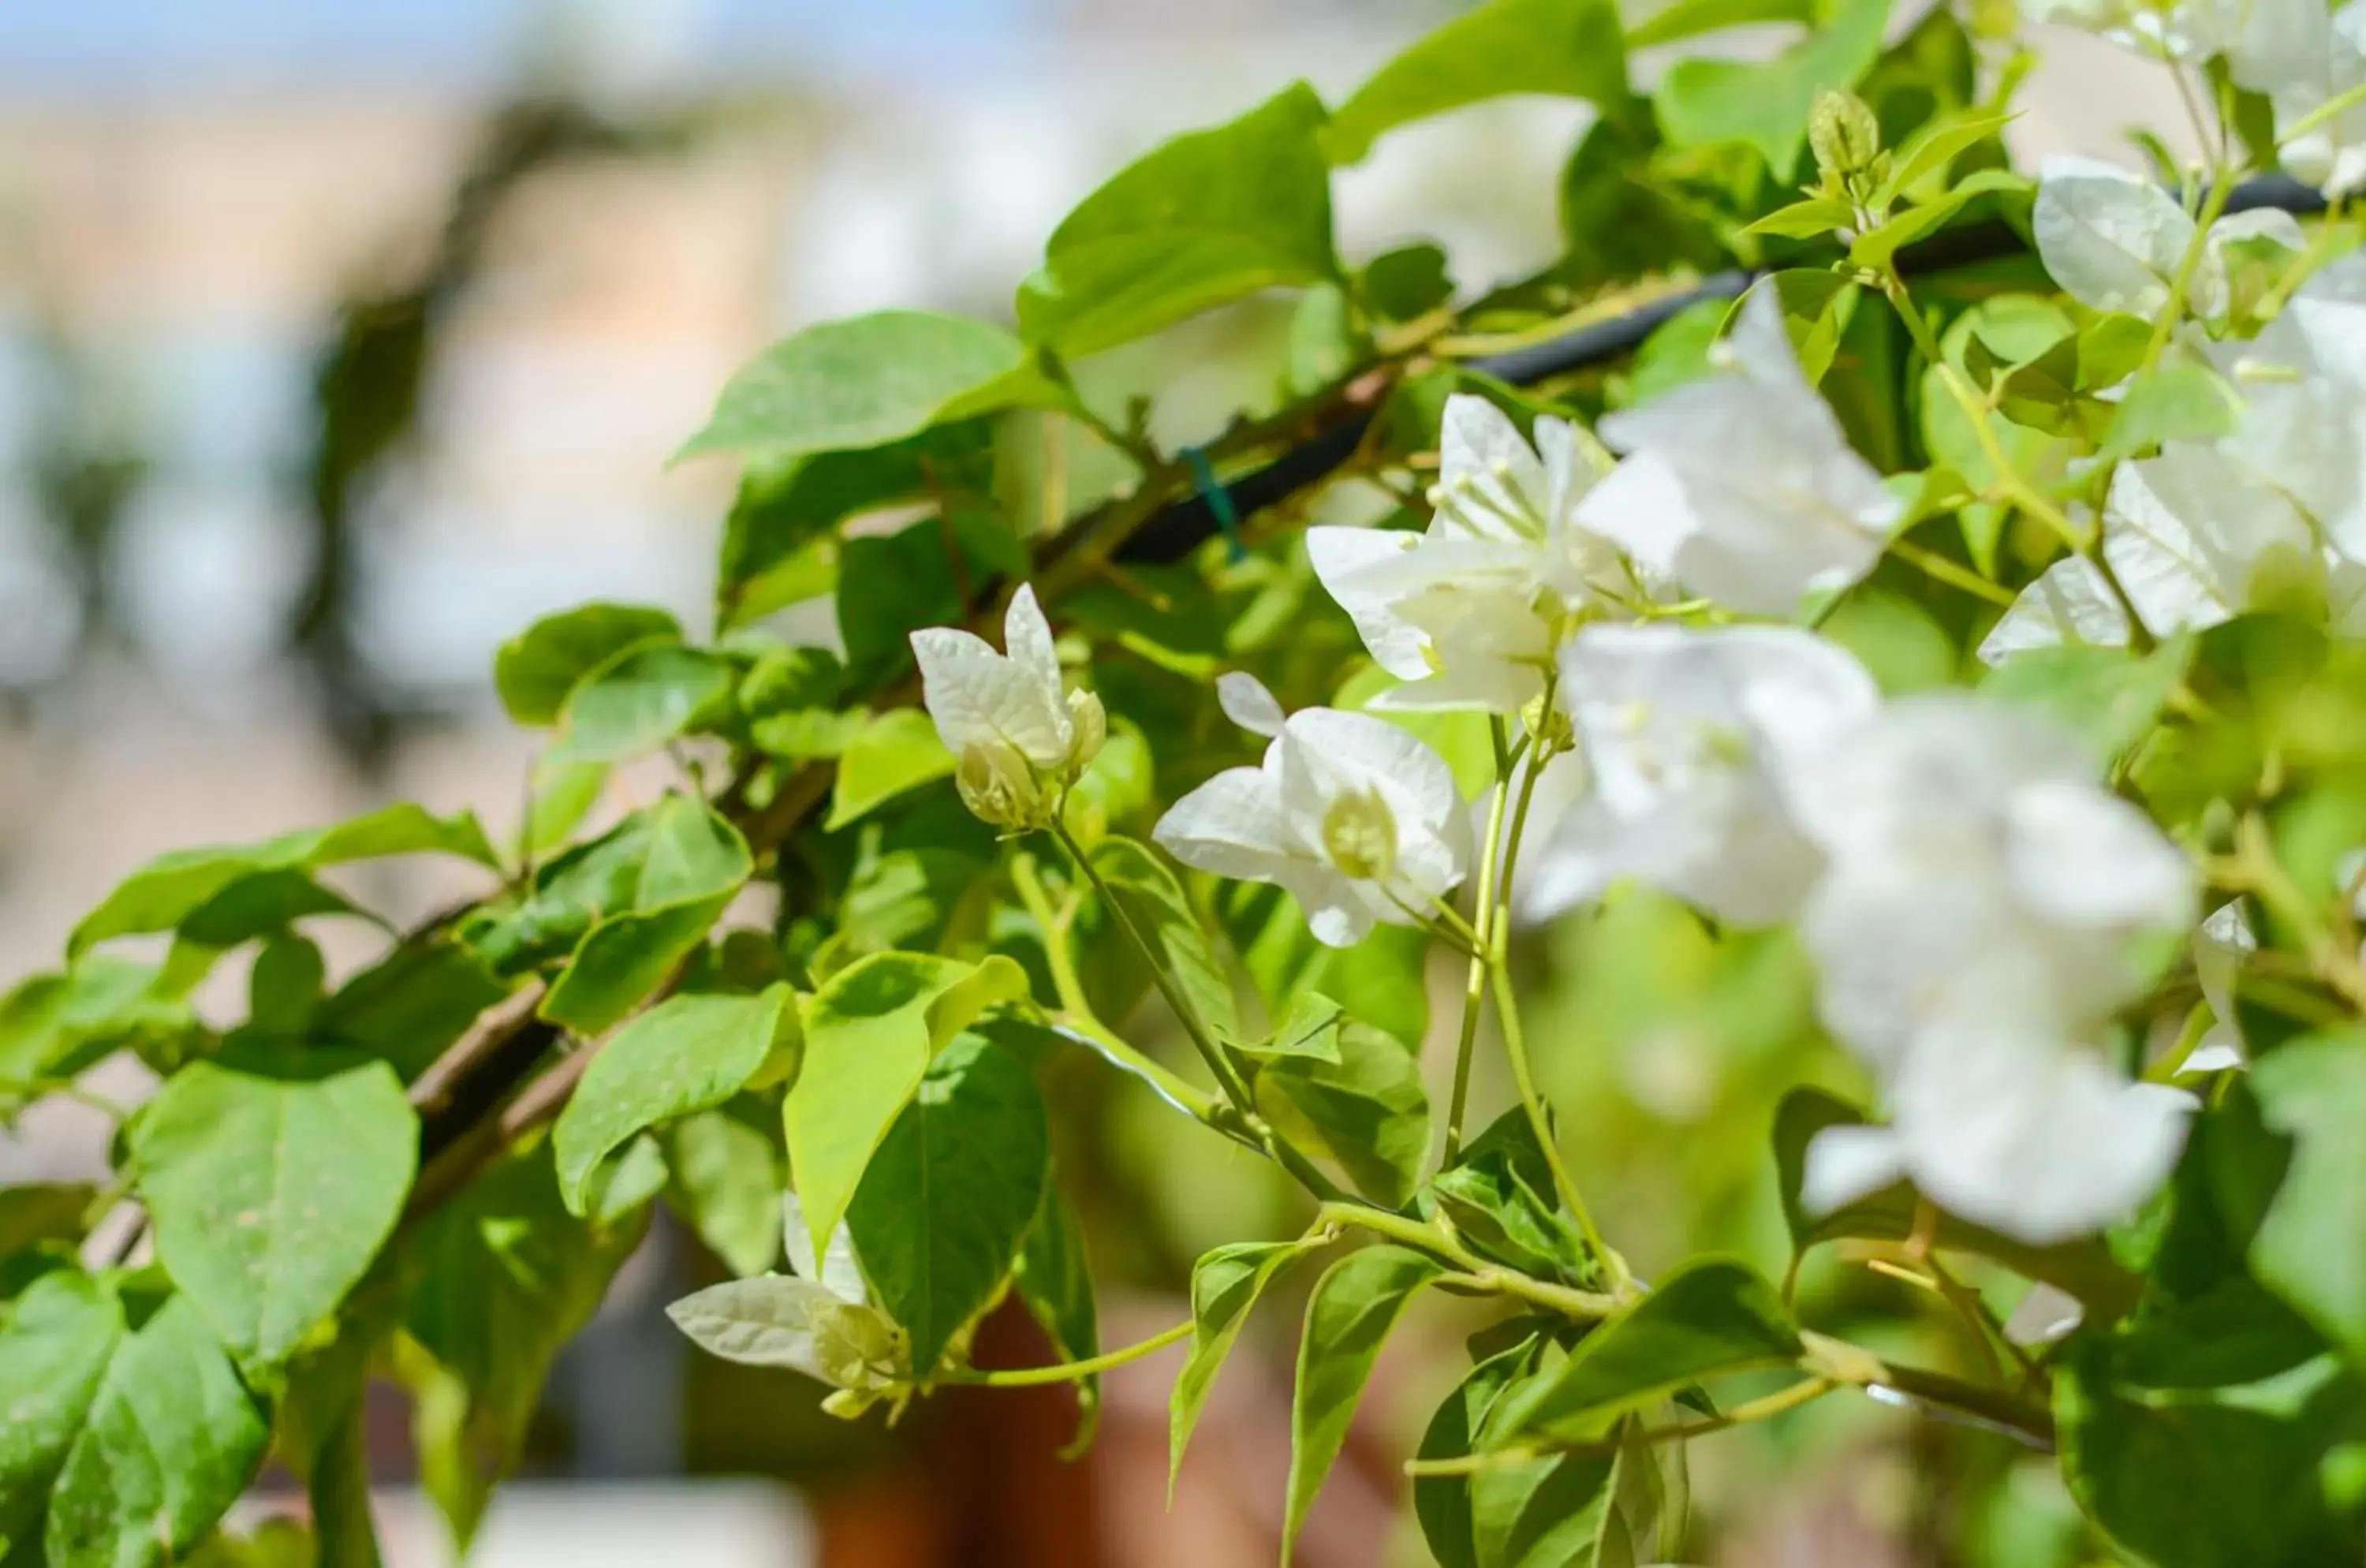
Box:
(1808, 90, 1883, 182)
(1320, 786, 1399, 883)
(957, 741, 1047, 831)
(1065, 687, 1106, 778)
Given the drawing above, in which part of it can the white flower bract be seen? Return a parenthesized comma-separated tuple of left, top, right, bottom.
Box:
(1524, 624, 1879, 925)
(1154, 702, 1472, 947)
(910, 583, 1103, 827)
(1576, 286, 1901, 616)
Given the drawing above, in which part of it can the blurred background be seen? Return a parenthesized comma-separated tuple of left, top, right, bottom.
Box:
(0, 2, 2184, 1563)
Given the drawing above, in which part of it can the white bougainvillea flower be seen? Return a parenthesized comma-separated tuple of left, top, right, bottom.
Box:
(2241, 0, 2366, 196)
(1216, 670, 1288, 737)
(910, 584, 1104, 827)
(1787, 695, 2195, 1066)
(1802, 1010, 2196, 1244)
(1976, 441, 2359, 662)
(2031, 157, 2305, 321)
(2217, 257, 2366, 561)
(1307, 395, 1647, 713)
(667, 1193, 906, 1413)
(2187, 899, 2257, 1073)
(1577, 286, 1900, 616)
(1155, 704, 1472, 946)
(1522, 624, 1879, 925)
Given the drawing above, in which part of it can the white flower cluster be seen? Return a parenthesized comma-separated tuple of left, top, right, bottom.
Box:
(2029, 0, 2366, 196)
(1983, 166, 2366, 661)
(914, 289, 2209, 1246)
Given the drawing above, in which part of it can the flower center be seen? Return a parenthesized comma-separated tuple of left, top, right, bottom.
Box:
(1321, 786, 1399, 883)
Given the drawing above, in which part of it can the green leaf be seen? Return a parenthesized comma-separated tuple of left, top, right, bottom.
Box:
(1017, 83, 1336, 357)
(1170, 1239, 1315, 1497)
(401, 1142, 649, 1547)
(846, 1032, 1051, 1373)
(72, 804, 498, 956)
(312, 938, 512, 1083)
(1257, 1020, 1431, 1208)
(1848, 169, 2028, 271)
(1653, 0, 1891, 180)
(718, 424, 995, 629)
(493, 603, 682, 726)
(44, 1295, 269, 1568)
(526, 759, 610, 859)
(1492, 1260, 1801, 1444)
(1742, 196, 1855, 239)
(1628, 0, 1813, 48)
(2102, 364, 2241, 459)
(1327, 0, 1627, 164)
(1874, 111, 2013, 206)
(552, 986, 793, 1215)
(1980, 637, 2192, 767)
(836, 519, 970, 688)
(2249, 1036, 2366, 1366)
(677, 309, 1040, 462)
(1745, 270, 1857, 386)
(0, 1271, 121, 1556)
(132, 1055, 416, 1372)
(274, 1304, 391, 1568)
(1428, 1109, 1588, 1284)
(0, 1184, 96, 1288)
(825, 709, 957, 831)
(1015, 1185, 1102, 1456)
(1415, 1332, 1541, 1568)
(1084, 836, 1241, 1044)
(662, 1101, 787, 1279)
(1282, 1245, 1442, 1562)
(1468, 1409, 1674, 1568)
(1771, 1087, 2142, 1316)
(782, 951, 1028, 1270)
(1234, 990, 1344, 1065)
(539, 795, 753, 1036)
(2058, 1281, 2366, 1567)
(1359, 243, 1454, 323)
(0, 958, 195, 1121)
(547, 643, 737, 767)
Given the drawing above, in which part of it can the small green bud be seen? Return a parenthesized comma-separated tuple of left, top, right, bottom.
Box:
(1065, 687, 1107, 778)
(957, 741, 1049, 831)
(1321, 786, 1399, 883)
(1808, 89, 1883, 182)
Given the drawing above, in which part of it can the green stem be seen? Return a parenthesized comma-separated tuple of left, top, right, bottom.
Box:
(0, 1076, 132, 1120)
(1488, 957, 1618, 1286)
(941, 1320, 1194, 1387)
(1046, 820, 1345, 1202)
(1403, 1377, 1837, 1476)
(1319, 1202, 1621, 1320)
(1009, 850, 1227, 1131)
(1442, 771, 1511, 1166)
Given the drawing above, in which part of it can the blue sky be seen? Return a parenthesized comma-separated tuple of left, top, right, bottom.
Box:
(0, 0, 1039, 93)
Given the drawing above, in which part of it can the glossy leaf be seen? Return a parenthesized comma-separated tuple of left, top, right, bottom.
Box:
(1283, 1245, 1442, 1562)
(539, 795, 753, 1035)
(1258, 1020, 1431, 1208)
(663, 1102, 788, 1279)
(493, 603, 682, 726)
(132, 1055, 416, 1372)
(1652, 0, 1891, 180)
(2249, 1037, 2366, 1366)
(547, 643, 737, 766)
(678, 309, 1042, 462)
(44, 1295, 269, 1568)
(72, 804, 498, 956)
(552, 986, 793, 1215)
(1981, 637, 2192, 767)
(1491, 1260, 1801, 1443)
(782, 951, 1028, 1269)
(0, 1271, 121, 1556)
(1169, 1238, 1315, 1497)
(1327, 0, 1627, 164)
(1015, 1185, 1102, 1456)
(846, 1032, 1051, 1372)
(1017, 83, 1335, 357)
(1414, 1332, 1540, 1568)
(825, 708, 957, 831)
(1085, 836, 1241, 1044)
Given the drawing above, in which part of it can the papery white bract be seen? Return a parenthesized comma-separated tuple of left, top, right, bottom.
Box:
(1524, 624, 1879, 925)
(2030, 158, 2303, 321)
(1976, 440, 2360, 661)
(910, 583, 1103, 827)
(1802, 1010, 2195, 1245)
(2219, 256, 2366, 563)
(1154, 704, 1472, 946)
(1577, 286, 1900, 616)
(1788, 695, 2195, 1066)
(1306, 394, 1641, 713)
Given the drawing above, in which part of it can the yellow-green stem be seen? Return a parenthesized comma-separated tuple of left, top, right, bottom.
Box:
(1487, 958, 1619, 1287)
(939, 1320, 1193, 1387)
